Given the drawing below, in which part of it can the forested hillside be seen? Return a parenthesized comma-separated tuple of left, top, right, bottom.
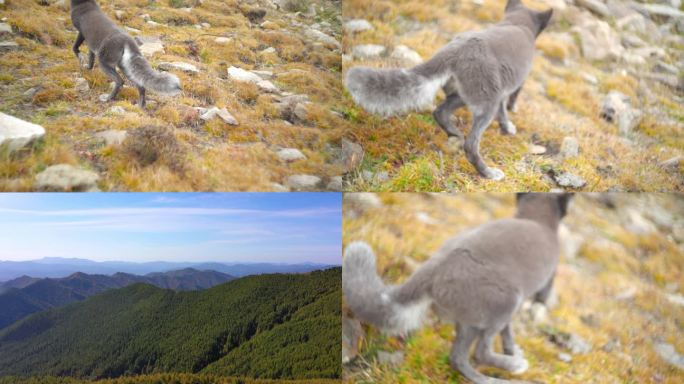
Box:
(0, 268, 341, 380)
(0, 374, 341, 384)
(0, 268, 234, 329)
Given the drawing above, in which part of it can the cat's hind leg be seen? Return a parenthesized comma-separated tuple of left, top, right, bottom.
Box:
(500, 323, 523, 356)
(434, 93, 466, 139)
(475, 325, 529, 375)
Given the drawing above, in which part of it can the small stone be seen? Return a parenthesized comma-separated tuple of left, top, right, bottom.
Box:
(201, 22, 210, 29)
(560, 136, 579, 158)
(271, 183, 289, 192)
(554, 172, 586, 189)
(576, 0, 610, 17)
(124, 27, 141, 34)
(581, 72, 599, 85)
(257, 79, 279, 93)
(0, 40, 19, 51)
(0, 112, 46, 152)
(304, 28, 340, 48)
(558, 353, 572, 363)
(0, 22, 12, 34)
(654, 342, 684, 370)
(293, 102, 308, 121)
(376, 350, 404, 368)
(214, 37, 232, 44)
(344, 19, 373, 33)
(391, 45, 423, 66)
(107, 106, 125, 115)
(260, 20, 279, 29)
(326, 176, 343, 191)
(529, 302, 549, 324)
(251, 70, 274, 79)
(95, 130, 127, 146)
(98, 94, 110, 103)
(659, 156, 682, 170)
(138, 36, 164, 56)
(74, 77, 89, 93)
(261, 46, 276, 54)
(199, 107, 238, 125)
(276, 148, 306, 162)
(34, 164, 99, 192)
(344, 193, 383, 216)
(285, 174, 322, 191)
(352, 44, 386, 60)
(114, 10, 124, 20)
(600, 91, 642, 136)
(529, 144, 547, 155)
(158, 61, 199, 74)
(227, 66, 263, 83)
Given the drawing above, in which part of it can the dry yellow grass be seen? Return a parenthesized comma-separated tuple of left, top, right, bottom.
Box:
(342, 0, 683, 192)
(0, 0, 343, 191)
(342, 193, 684, 384)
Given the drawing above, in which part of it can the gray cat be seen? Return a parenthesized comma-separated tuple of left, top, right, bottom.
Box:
(71, 0, 181, 106)
(344, 0, 553, 181)
(343, 193, 572, 384)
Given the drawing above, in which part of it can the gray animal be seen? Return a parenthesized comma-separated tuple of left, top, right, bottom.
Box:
(71, 0, 181, 106)
(343, 193, 572, 384)
(344, 0, 553, 181)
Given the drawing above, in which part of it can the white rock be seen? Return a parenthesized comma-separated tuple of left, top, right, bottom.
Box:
(199, 107, 238, 125)
(0, 22, 11, 34)
(138, 36, 164, 56)
(600, 91, 642, 135)
(326, 176, 343, 191)
(257, 79, 279, 93)
(286, 174, 321, 191)
(293, 102, 308, 121)
(560, 136, 579, 158)
(304, 28, 340, 48)
(34, 164, 99, 192)
(214, 37, 232, 44)
(572, 18, 624, 61)
(124, 26, 141, 34)
(276, 148, 306, 162)
(74, 77, 89, 93)
(581, 73, 599, 84)
(252, 70, 274, 79)
(95, 130, 127, 146)
(227, 66, 262, 83)
(554, 172, 586, 189)
(352, 44, 386, 60)
(0, 112, 46, 152)
(158, 61, 198, 74)
(529, 144, 547, 155)
(114, 10, 124, 20)
(654, 342, 684, 370)
(577, 0, 610, 17)
(344, 19, 373, 33)
(0, 40, 19, 51)
(261, 46, 276, 54)
(391, 45, 423, 66)
(558, 353, 572, 362)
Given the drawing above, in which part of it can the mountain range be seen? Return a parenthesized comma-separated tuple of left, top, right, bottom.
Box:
(0, 258, 333, 282)
(0, 267, 341, 380)
(0, 269, 235, 330)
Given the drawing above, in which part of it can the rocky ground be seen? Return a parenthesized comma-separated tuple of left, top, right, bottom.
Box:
(342, 0, 683, 192)
(342, 193, 684, 383)
(0, 0, 355, 191)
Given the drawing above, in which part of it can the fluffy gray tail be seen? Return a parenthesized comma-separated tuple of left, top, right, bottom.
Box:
(120, 41, 181, 95)
(343, 241, 432, 335)
(344, 58, 451, 117)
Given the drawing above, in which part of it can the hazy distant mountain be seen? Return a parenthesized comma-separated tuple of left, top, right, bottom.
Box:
(0, 268, 341, 380)
(0, 258, 334, 282)
(0, 269, 234, 330)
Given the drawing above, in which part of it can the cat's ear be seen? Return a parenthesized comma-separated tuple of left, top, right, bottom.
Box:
(556, 193, 574, 217)
(505, 0, 522, 12)
(536, 9, 554, 32)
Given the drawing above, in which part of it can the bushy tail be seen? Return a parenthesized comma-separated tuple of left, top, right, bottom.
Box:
(343, 241, 432, 335)
(344, 56, 451, 117)
(120, 41, 181, 95)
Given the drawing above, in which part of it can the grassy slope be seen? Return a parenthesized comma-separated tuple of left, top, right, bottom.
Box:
(0, 0, 344, 191)
(341, 0, 683, 192)
(342, 193, 684, 383)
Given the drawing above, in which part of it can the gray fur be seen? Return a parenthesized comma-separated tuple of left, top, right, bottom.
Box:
(343, 193, 572, 384)
(344, 0, 553, 181)
(71, 0, 181, 106)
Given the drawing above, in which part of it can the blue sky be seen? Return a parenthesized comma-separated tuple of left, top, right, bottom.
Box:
(0, 193, 342, 264)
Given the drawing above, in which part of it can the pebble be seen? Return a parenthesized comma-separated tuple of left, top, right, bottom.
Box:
(34, 164, 99, 192)
(158, 61, 199, 74)
(285, 174, 321, 191)
(276, 148, 306, 162)
(560, 136, 579, 158)
(95, 130, 127, 146)
(554, 172, 587, 189)
(199, 107, 238, 125)
(344, 19, 373, 33)
(529, 144, 547, 155)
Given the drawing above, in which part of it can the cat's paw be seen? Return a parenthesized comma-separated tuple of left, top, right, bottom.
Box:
(509, 356, 529, 375)
(501, 121, 517, 135)
(482, 167, 505, 181)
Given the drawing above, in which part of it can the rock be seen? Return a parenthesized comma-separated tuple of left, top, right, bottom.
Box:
(560, 136, 579, 158)
(276, 148, 306, 162)
(199, 107, 238, 125)
(600, 91, 642, 136)
(543, 0, 567, 11)
(666, 293, 684, 307)
(659, 155, 682, 170)
(292, 102, 308, 121)
(344, 19, 373, 33)
(261, 46, 276, 54)
(23, 87, 39, 101)
(285, 174, 321, 191)
(124, 27, 141, 34)
(34, 164, 99, 192)
(304, 28, 340, 48)
(107, 106, 125, 115)
(529, 144, 547, 155)
(549, 331, 592, 354)
(158, 61, 198, 74)
(0, 112, 46, 152)
(391, 45, 423, 66)
(554, 172, 586, 189)
(0, 22, 11, 34)
(260, 20, 279, 30)
(200, 22, 210, 29)
(653, 61, 678, 75)
(137, 36, 164, 56)
(251, 70, 273, 79)
(572, 18, 623, 61)
(654, 342, 684, 370)
(632, 3, 684, 22)
(114, 10, 124, 20)
(344, 193, 382, 217)
(74, 77, 89, 93)
(327, 176, 343, 191)
(227, 66, 263, 83)
(577, 0, 610, 18)
(214, 37, 231, 44)
(342, 316, 364, 364)
(376, 350, 404, 367)
(257, 79, 279, 93)
(621, 34, 645, 48)
(275, 94, 310, 122)
(331, 139, 364, 173)
(95, 130, 127, 146)
(558, 353, 572, 362)
(362, 170, 389, 183)
(352, 44, 386, 60)
(0, 40, 19, 51)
